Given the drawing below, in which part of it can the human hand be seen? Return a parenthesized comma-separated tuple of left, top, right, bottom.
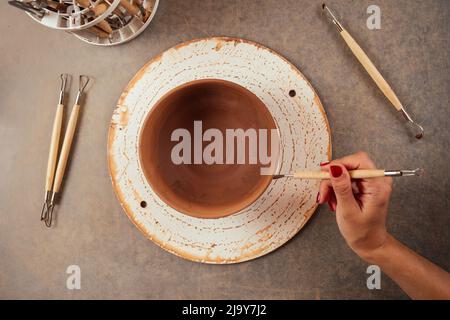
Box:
(317, 152, 393, 261)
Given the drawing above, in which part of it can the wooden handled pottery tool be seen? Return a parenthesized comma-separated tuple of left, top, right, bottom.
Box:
(76, 0, 113, 34)
(40, 74, 68, 227)
(120, 0, 140, 16)
(321, 4, 424, 139)
(273, 168, 424, 180)
(41, 75, 90, 228)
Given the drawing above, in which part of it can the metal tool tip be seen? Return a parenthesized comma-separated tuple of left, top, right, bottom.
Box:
(414, 168, 425, 177)
(44, 204, 55, 228)
(60, 73, 68, 90)
(401, 108, 424, 140)
(78, 75, 91, 93)
(412, 120, 424, 139)
(40, 201, 48, 221)
(321, 3, 343, 31)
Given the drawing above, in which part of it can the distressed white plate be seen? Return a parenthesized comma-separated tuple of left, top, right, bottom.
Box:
(108, 37, 331, 263)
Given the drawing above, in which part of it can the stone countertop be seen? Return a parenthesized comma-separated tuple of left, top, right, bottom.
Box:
(0, 0, 449, 299)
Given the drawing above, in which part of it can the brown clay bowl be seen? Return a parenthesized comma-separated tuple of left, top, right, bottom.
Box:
(139, 79, 277, 218)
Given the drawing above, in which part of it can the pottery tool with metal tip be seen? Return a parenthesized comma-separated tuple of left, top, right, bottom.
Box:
(42, 75, 91, 228)
(321, 3, 424, 139)
(40, 74, 68, 226)
(273, 168, 424, 180)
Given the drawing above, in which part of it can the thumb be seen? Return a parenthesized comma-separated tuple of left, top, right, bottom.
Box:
(329, 164, 358, 210)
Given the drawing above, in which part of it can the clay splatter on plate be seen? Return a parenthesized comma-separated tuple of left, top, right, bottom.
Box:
(108, 37, 331, 263)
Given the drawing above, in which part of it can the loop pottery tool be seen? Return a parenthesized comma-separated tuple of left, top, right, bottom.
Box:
(321, 4, 424, 139)
(40, 73, 68, 226)
(273, 168, 424, 180)
(41, 75, 91, 228)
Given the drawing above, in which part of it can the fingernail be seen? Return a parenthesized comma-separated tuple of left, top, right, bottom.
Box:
(316, 192, 320, 203)
(330, 165, 342, 178)
(320, 161, 330, 166)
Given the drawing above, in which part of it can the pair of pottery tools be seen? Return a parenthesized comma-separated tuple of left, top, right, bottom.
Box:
(321, 4, 424, 139)
(40, 74, 90, 228)
(273, 168, 423, 180)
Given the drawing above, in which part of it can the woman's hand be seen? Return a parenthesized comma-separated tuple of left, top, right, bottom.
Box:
(317, 152, 393, 261)
(317, 152, 450, 299)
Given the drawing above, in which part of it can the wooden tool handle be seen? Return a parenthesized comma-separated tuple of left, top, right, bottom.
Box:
(92, 3, 113, 34)
(87, 26, 110, 38)
(120, 0, 140, 16)
(142, 0, 154, 21)
(293, 169, 385, 179)
(340, 29, 403, 111)
(53, 104, 81, 193)
(348, 169, 386, 179)
(45, 104, 64, 192)
(76, 0, 112, 34)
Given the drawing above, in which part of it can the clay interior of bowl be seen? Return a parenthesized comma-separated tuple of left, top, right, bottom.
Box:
(139, 79, 277, 218)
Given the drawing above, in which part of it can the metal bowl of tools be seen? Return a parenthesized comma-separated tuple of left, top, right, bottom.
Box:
(11, 0, 159, 46)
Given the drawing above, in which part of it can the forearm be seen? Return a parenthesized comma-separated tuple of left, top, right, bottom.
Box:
(360, 234, 450, 299)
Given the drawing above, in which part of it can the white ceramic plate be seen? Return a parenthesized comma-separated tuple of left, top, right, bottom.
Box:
(108, 37, 331, 263)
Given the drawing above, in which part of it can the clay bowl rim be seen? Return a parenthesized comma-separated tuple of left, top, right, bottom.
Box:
(137, 78, 280, 219)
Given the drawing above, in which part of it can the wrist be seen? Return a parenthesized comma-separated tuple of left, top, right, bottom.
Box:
(354, 233, 395, 264)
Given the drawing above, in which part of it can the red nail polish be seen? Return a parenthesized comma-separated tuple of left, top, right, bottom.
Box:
(320, 161, 330, 166)
(330, 165, 342, 178)
(316, 192, 320, 203)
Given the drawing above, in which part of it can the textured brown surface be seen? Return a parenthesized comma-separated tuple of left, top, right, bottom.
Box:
(0, 0, 449, 299)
